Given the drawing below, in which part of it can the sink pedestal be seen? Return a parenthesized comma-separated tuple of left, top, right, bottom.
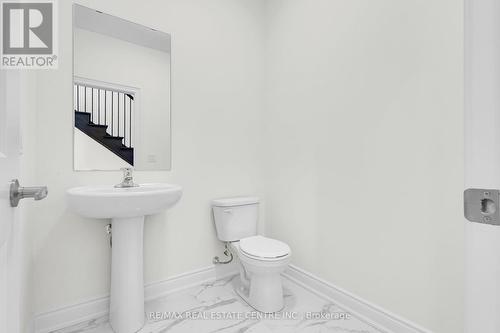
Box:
(109, 217, 145, 333)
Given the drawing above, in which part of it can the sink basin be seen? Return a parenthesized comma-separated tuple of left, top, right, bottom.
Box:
(66, 183, 182, 333)
(67, 183, 182, 219)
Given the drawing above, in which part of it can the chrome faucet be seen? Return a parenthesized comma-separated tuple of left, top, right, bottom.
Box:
(115, 167, 138, 188)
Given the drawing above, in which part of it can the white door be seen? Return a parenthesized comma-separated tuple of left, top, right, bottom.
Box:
(0, 70, 23, 333)
(465, 0, 500, 332)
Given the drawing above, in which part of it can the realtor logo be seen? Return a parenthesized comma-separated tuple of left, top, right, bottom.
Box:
(1, 0, 58, 69)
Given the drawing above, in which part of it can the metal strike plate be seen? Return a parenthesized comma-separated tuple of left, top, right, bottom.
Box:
(464, 189, 500, 225)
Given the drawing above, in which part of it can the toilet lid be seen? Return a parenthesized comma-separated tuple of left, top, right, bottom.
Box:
(239, 236, 290, 259)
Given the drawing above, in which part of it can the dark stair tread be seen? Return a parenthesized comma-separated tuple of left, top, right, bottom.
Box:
(103, 135, 124, 140)
(88, 123, 108, 129)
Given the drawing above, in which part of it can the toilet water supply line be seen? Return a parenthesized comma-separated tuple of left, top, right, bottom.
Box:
(212, 243, 251, 289)
(213, 242, 233, 264)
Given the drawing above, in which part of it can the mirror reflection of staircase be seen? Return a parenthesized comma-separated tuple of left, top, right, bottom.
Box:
(74, 82, 134, 166)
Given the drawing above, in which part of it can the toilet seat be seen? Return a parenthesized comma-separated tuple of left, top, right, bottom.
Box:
(239, 236, 290, 260)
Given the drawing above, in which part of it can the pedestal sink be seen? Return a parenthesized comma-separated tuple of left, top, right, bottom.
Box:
(67, 183, 182, 333)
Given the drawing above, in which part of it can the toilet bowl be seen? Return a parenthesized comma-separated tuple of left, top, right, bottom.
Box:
(212, 197, 292, 313)
(230, 236, 291, 313)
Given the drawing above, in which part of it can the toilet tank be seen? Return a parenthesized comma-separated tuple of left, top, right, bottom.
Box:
(212, 197, 259, 242)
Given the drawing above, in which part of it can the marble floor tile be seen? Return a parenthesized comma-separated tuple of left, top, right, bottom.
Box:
(50, 275, 387, 333)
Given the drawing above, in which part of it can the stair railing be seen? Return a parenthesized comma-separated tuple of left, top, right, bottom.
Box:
(73, 82, 134, 148)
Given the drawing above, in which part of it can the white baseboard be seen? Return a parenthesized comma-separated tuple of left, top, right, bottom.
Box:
(283, 265, 434, 333)
(35, 263, 433, 333)
(34, 295, 109, 333)
(34, 265, 237, 333)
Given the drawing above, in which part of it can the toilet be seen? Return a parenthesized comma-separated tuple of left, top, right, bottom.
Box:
(212, 197, 291, 313)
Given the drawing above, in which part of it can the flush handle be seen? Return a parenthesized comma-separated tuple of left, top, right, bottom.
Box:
(9, 179, 48, 207)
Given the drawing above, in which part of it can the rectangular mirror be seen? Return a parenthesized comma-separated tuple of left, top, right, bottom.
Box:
(73, 4, 171, 171)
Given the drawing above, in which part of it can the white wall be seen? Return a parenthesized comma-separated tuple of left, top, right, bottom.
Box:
(74, 27, 171, 170)
(263, 1, 464, 333)
(30, 0, 265, 315)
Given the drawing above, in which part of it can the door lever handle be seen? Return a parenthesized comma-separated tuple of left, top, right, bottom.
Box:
(10, 179, 48, 207)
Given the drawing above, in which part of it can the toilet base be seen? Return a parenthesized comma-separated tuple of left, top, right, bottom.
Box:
(233, 271, 285, 313)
